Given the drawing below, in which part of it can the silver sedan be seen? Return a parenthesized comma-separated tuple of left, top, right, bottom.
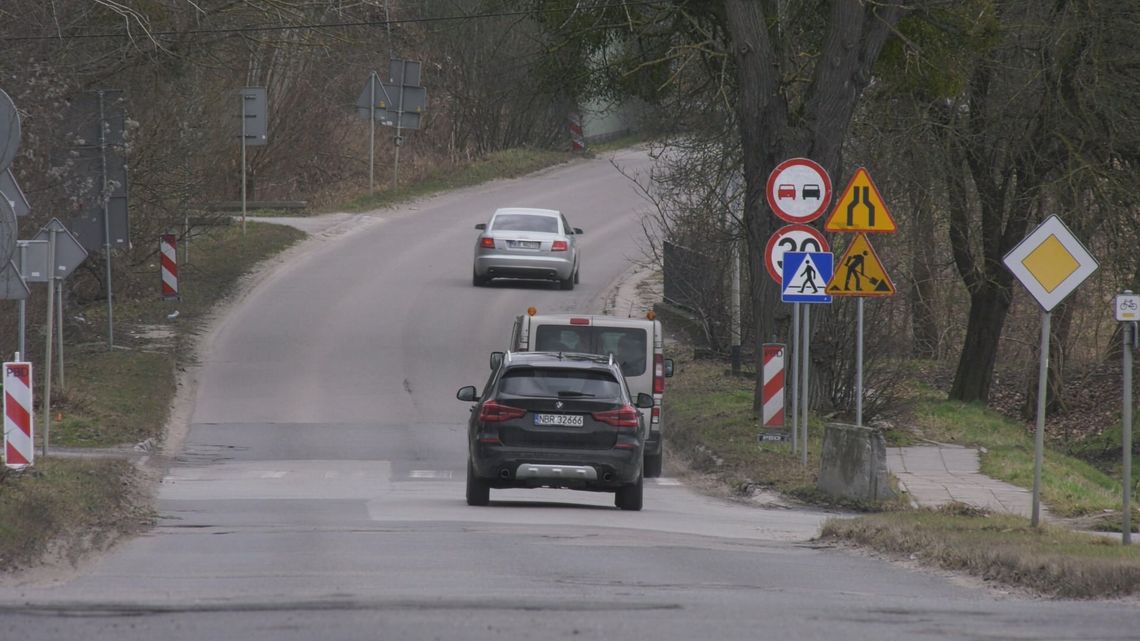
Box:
(472, 207, 582, 289)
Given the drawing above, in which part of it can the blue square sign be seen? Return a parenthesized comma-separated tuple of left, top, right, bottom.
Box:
(781, 251, 833, 304)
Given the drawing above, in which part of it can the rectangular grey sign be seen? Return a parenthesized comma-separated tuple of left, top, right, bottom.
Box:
(240, 87, 268, 146)
(388, 59, 422, 87)
(16, 240, 49, 283)
(70, 195, 130, 251)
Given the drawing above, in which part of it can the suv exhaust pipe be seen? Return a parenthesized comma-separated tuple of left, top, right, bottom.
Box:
(602, 472, 614, 482)
(499, 468, 512, 480)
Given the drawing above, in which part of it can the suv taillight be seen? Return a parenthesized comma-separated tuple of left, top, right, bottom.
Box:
(480, 237, 495, 249)
(479, 401, 526, 422)
(551, 240, 568, 251)
(654, 354, 665, 393)
(592, 405, 639, 428)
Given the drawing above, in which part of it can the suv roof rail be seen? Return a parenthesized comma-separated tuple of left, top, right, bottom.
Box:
(608, 352, 613, 367)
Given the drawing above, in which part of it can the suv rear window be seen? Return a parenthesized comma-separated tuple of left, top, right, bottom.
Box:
(533, 327, 648, 377)
(499, 368, 622, 399)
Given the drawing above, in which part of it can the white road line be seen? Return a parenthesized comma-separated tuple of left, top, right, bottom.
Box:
(409, 470, 453, 479)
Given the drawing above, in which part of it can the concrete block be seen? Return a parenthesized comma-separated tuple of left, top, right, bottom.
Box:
(817, 423, 895, 502)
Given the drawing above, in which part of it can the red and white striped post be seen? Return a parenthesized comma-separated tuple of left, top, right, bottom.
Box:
(4, 362, 34, 469)
(761, 344, 786, 434)
(568, 112, 585, 152)
(160, 234, 179, 300)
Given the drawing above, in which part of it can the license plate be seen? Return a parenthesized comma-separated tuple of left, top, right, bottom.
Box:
(534, 413, 583, 427)
(509, 240, 540, 249)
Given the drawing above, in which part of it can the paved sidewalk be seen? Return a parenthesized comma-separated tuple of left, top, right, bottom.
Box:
(885, 444, 1043, 518)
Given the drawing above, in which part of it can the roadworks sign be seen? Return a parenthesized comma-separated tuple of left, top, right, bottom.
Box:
(825, 233, 895, 296)
(824, 167, 897, 233)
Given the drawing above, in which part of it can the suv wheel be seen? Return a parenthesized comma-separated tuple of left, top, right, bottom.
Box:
(643, 452, 663, 478)
(466, 459, 490, 506)
(614, 474, 643, 511)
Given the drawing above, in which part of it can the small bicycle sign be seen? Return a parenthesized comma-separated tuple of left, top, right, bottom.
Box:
(1116, 293, 1140, 321)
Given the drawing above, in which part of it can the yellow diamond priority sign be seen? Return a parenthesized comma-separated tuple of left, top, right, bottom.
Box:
(1003, 215, 1097, 312)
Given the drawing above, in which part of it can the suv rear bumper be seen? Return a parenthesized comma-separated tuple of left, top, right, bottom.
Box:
(473, 444, 642, 490)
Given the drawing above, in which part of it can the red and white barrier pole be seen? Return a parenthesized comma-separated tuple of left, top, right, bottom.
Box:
(161, 234, 179, 300)
(4, 362, 34, 469)
(568, 112, 585, 152)
(762, 344, 786, 429)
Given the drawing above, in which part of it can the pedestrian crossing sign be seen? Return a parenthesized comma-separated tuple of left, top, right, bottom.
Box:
(824, 167, 897, 233)
(825, 234, 895, 296)
(781, 251, 833, 304)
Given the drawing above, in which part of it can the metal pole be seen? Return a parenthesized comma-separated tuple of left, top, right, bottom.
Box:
(1031, 310, 1051, 527)
(369, 72, 376, 194)
(241, 91, 248, 236)
(98, 90, 114, 349)
(801, 305, 811, 466)
(56, 280, 64, 392)
(17, 242, 26, 358)
(43, 227, 57, 457)
(729, 236, 741, 375)
(1123, 314, 1133, 545)
(791, 303, 799, 455)
(183, 214, 189, 265)
(393, 61, 404, 191)
(856, 297, 864, 427)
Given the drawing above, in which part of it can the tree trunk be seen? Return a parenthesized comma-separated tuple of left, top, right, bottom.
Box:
(908, 190, 939, 359)
(950, 282, 1013, 402)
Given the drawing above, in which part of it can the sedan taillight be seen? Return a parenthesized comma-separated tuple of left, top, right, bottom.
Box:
(479, 401, 526, 422)
(592, 405, 639, 428)
(480, 237, 495, 249)
(551, 240, 568, 251)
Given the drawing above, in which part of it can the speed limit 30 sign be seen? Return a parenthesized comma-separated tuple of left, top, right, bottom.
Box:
(764, 224, 830, 283)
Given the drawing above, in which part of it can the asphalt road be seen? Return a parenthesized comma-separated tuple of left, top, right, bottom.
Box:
(1, 149, 1137, 640)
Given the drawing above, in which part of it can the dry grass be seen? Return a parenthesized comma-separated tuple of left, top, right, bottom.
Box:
(820, 505, 1140, 598)
(0, 460, 153, 572)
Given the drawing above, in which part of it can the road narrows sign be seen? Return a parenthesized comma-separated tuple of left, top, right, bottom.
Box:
(826, 233, 895, 296)
(824, 167, 897, 233)
(764, 224, 830, 284)
(1003, 215, 1097, 312)
(765, 158, 832, 224)
(782, 251, 833, 304)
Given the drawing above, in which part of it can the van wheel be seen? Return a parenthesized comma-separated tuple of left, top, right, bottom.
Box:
(615, 474, 643, 511)
(466, 459, 490, 506)
(644, 452, 663, 478)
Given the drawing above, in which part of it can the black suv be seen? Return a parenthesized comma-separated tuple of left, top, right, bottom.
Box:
(456, 352, 654, 511)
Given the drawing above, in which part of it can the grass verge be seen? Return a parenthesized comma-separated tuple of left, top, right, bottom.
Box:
(0, 459, 153, 572)
(820, 505, 1140, 599)
(342, 147, 582, 212)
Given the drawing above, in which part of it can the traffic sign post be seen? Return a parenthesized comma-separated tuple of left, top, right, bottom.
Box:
(1118, 291, 1136, 546)
(1004, 215, 1099, 527)
(766, 158, 832, 223)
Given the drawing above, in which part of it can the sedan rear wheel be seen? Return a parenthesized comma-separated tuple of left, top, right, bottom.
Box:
(472, 269, 487, 287)
(559, 274, 575, 291)
(466, 459, 490, 506)
(614, 474, 643, 511)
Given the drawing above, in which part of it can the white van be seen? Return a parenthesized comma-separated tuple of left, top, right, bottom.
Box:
(504, 308, 674, 477)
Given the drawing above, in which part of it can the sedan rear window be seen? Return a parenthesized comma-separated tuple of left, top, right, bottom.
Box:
(491, 214, 559, 233)
(499, 368, 622, 400)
